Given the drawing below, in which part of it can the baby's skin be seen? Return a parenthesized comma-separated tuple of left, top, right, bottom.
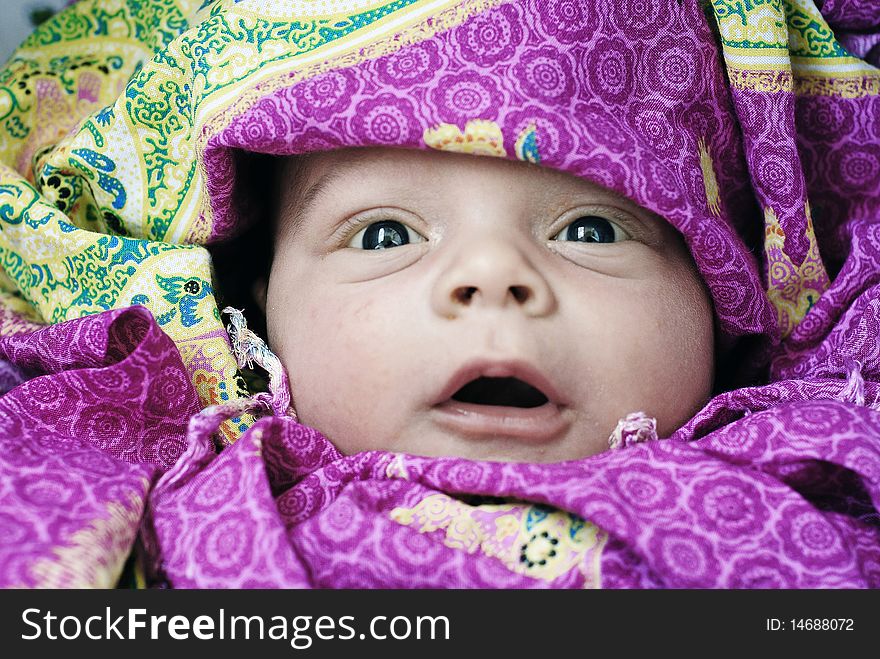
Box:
(265, 147, 714, 462)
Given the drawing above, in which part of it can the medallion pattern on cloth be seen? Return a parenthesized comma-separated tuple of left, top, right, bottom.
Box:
(0, 0, 879, 587)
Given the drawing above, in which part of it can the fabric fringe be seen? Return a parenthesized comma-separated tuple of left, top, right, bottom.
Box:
(608, 412, 658, 450)
(839, 358, 880, 411)
(840, 358, 866, 407)
(159, 308, 296, 483)
(222, 306, 295, 418)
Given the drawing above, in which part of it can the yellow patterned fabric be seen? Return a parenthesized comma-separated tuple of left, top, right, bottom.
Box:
(390, 493, 607, 586)
(0, 0, 490, 442)
(714, 0, 879, 97)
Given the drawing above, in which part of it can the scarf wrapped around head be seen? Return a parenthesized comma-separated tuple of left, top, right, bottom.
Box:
(0, 0, 878, 588)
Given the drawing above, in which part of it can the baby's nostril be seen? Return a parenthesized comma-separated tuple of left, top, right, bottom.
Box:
(452, 286, 531, 305)
(510, 285, 530, 304)
(453, 286, 478, 304)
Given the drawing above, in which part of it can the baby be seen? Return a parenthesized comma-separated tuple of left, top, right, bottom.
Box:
(258, 146, 715, 463)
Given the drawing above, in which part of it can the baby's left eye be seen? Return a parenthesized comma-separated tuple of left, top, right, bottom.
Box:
(552, 216, 628, 243)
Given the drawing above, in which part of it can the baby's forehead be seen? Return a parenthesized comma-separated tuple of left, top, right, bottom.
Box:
(275, 146, 670, 238)
(282, 147, 624, 205)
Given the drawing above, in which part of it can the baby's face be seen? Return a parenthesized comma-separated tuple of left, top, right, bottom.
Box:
(267, 147, 714, 462)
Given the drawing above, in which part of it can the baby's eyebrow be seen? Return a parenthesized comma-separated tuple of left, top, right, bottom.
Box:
(278, 150, 373, 238)
(285, 173, 338, 236)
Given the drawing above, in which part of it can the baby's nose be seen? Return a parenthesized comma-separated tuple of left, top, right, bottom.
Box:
(431, 239, 556, 318)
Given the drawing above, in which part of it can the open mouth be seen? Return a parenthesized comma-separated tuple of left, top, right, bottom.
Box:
(432, 364, 569, 441)
(450, 376, 549, 408)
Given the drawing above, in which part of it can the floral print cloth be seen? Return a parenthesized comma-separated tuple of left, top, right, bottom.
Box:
(0, 0, 878, 587)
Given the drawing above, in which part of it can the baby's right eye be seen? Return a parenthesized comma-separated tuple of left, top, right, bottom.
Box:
(349, 220, 425, 250)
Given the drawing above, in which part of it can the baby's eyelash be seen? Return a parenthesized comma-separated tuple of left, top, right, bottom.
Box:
(334, 216, 367, 244)
(329, 213, 394, 245)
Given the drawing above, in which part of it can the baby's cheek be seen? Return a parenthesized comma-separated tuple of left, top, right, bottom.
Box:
(574, 255, 712, 423)
(283, 296, 408, 446)
(272, 300, 349, 402)
(642, 266, 715, 428)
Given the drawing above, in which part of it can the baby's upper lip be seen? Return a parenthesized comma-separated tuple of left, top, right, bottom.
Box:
(433, 358, 567, 407)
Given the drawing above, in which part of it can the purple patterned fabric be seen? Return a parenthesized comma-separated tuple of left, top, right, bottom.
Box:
(0, 307, 198, 586)
(142, 392, 880, 588)
(207, 0, 776, 344)
(1, 0, 879, 588)
(3, 305, 877, 588)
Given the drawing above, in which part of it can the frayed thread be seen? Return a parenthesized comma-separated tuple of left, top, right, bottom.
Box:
(169, 308, 297, 454)
(223, 307, 295, 419)
(839, 358, 880, 410)
(608, 412, 658, 450)
(840, 358, 865, 407)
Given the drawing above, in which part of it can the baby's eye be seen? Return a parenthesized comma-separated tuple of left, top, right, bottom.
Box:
(349, 220, 425, 250)
(552, 216, 628, 243)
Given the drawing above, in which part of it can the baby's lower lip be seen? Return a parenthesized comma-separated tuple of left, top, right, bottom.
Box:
(430, 400, 570, 442)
